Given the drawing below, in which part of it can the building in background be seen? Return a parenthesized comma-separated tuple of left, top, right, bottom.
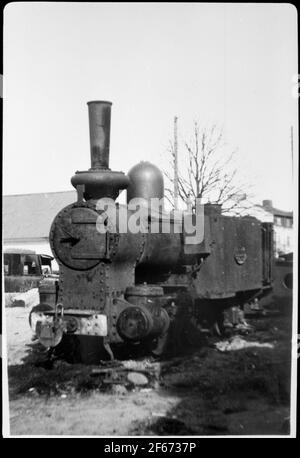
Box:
(260, 200, 293, 256)
(3, 191, 76, 268)
(246, 199, 293, 256)
(215, 197, 293, 257)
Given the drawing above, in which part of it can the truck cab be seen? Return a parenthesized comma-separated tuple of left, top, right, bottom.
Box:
(4, 248, 56, 293)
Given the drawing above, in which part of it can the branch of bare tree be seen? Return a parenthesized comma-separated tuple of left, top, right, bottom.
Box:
(164, 121, 253, 215)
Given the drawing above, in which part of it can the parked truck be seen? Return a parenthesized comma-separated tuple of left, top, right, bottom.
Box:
(4, 248, 57, 293)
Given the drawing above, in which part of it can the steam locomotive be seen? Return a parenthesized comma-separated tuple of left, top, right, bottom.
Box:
(30, 101, 274, 363)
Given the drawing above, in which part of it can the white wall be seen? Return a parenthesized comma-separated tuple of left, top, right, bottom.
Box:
(274, 226, 293, 254)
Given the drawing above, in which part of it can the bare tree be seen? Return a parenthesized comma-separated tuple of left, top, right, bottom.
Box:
(164, 121, 252, 214)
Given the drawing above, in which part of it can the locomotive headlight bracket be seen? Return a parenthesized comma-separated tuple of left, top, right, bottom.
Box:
(41, 311, 108, 337)
(35, 315, 65, 348)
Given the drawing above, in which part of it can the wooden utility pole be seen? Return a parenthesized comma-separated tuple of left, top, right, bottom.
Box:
(174, 116, 179, 210)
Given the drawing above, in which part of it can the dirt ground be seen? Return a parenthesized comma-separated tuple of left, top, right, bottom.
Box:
(4, 304, 293, 436)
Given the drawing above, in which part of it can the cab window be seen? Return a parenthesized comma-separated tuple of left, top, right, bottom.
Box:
(41, 257, 52, 274)
(5, 254, 22, 276)
(22, 255, 41, 276)
(4, 257, 10, 275)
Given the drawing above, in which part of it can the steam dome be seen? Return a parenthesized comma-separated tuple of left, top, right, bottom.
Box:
(127, 161, 164, 204)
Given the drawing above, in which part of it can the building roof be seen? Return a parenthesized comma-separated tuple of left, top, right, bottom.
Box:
(3, 191, 77, 240)
(270, 207, 293, 218)
(4, 247, 37, 254)
(258, 205, 293, 218)
(259, 200, 293, 218)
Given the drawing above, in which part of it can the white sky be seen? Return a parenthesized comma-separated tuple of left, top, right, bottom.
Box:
(3, 2, 297, 210)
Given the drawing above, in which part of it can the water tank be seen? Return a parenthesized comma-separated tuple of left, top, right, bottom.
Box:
(127, 161, 164, 203)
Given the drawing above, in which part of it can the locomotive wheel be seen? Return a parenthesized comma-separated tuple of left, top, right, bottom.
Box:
(151, 333, 168, 357)
(213, 310, 226, 336)
(151, 308, 171, 357)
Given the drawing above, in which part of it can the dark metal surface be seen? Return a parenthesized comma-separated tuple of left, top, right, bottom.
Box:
(71, 100, 129, 200)
(50, 205, 110, 270)
(39, 278, 58, 307)
(117, 285, 169, 342)
(125, 284, 164, 298)
(261, 222, 273, 285)
(87, 100, 112, 170)
(191, 209, 269, 299)
(127, 161, 164, 203)
(71, 169, 129, 201)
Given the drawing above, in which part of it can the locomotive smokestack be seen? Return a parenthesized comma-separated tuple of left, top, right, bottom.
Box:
(71, 100, 129, 200)
(87, 101, 112, 170)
